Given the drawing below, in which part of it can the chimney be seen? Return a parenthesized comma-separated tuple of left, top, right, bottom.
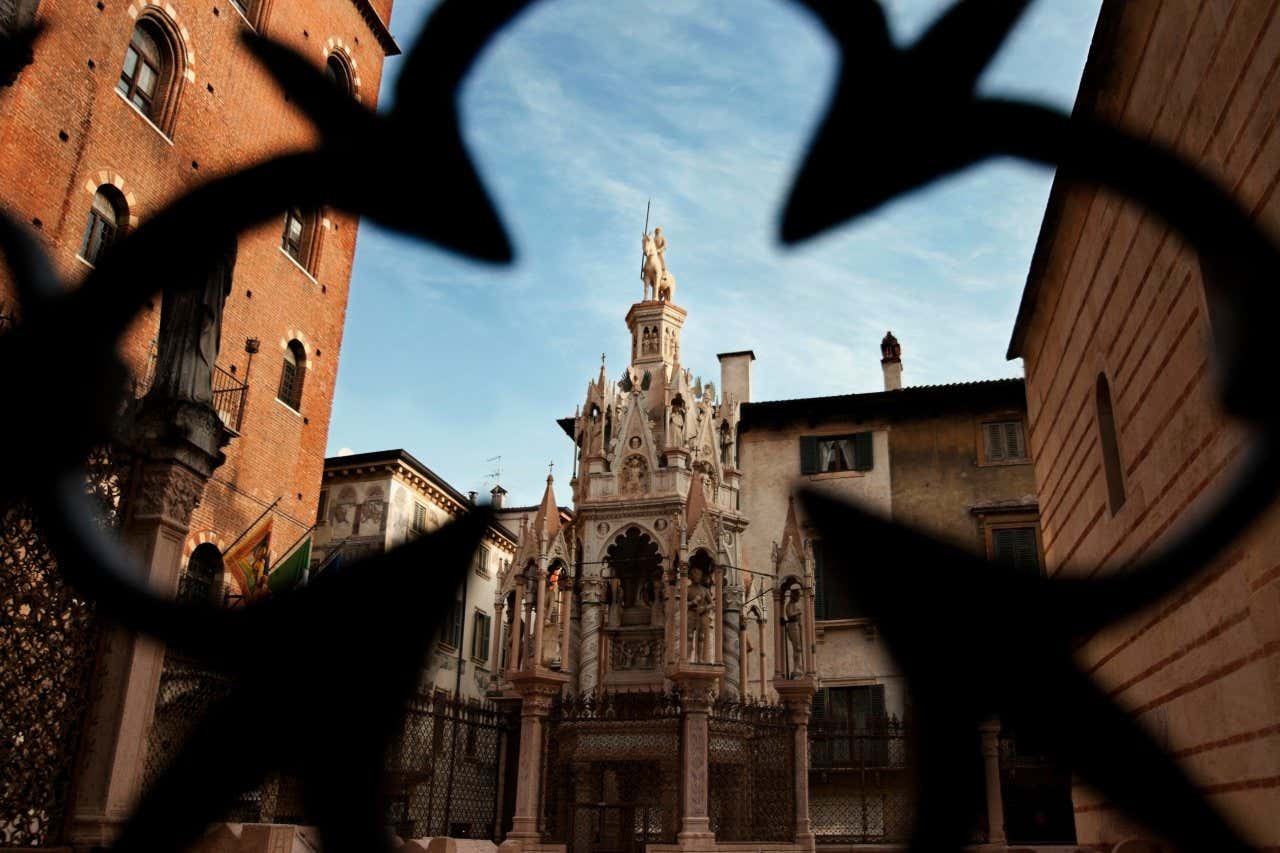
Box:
(881, 331, 903, 391)
(467, 490, 478, 504)
(717, 350, 755, 404)
(490, 484, 508, 509)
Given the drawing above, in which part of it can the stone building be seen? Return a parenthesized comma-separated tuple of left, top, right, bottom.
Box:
(492, 227, 1061, 850)
(1008, 0, 1280, 848)
(0, 0, 398, 594)
(313, 449, 519, 702)
(0, 1, 398, 846)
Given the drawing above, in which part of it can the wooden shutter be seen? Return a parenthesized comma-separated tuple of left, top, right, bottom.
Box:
(853, 432, 874, 471)
(1004, 421, 1025, 460)
(813, 540, 826, 619)
(993, 527, 1040, 575)
(451, 599, 464, 648)
(315, 490, 328, 525)
(799, 436, 819, 474)
(984, 423, 1007, 461)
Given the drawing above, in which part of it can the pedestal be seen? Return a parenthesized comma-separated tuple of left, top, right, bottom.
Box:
(69, 400, 228, 847)
(667, 662, 723, 849)
(775, 676, 818, 852)
(501, 668, 569, 850)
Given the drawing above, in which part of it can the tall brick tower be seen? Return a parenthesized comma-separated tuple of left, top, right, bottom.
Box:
(0, 0, 398, 583)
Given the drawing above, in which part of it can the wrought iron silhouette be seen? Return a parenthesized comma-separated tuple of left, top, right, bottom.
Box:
(1, 0, 1277, 850)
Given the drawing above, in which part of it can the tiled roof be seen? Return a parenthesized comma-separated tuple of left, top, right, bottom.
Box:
(740, 378, 1027, 430)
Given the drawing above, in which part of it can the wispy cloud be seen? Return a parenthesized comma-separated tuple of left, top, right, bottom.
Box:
(330, 0, 1102, 504)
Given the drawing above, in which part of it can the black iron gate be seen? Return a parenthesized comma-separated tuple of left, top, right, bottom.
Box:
(708, 696, 795, 842)
(809, 719, 913, 844)
(0, 447, 129, 846)
(542, 691, 682, 852)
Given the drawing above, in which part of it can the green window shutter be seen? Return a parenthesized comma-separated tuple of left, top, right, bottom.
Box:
(993, 527, 1040, 575)
(813, 540, 826, 619)
(853, 432, 874, 471)
(799, 436, 819, 474)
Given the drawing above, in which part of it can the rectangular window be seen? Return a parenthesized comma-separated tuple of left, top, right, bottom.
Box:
(811, 684, 888, 767)
(412, 502, 428, 535)
(472, 610, 492, 662)
(283, 210, 305, 260)
(441, 598, 464, 649)
(813, 539, 863, 620)
(800, 432, 873, 474)
(316, 489, 328, 526)
(991, 526, 1040, 576)
(983, 420, 1028, 462)
(473, 545, 489, 576)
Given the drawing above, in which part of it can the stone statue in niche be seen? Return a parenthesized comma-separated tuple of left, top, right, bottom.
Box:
(669, 404, 686, 447)
(687, 566, 715, 663)
(148, 238, 237, 407)
(784, 585, 804, 676)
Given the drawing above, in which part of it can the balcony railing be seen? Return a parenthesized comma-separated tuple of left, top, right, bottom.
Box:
(212, 364, 248, 433)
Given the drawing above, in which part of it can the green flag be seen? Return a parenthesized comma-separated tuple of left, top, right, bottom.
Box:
(267, 536, 311, 595)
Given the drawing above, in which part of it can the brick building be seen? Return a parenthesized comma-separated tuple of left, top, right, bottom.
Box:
(0, 0, 398, 592)
(1009, 0, 1280, 847)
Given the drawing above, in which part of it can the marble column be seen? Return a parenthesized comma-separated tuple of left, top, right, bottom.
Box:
(756, 617, 767, 698)
(510, 575, 527, 672)
(502, 684, 559, 845)
(979, 718, 1007, 845)
(577, 578, 603, 694)
(676, 679, 717, 846)
(532, 560, 548, 667)
(70, 401, 227, 847)
(721, 585, 742, 699)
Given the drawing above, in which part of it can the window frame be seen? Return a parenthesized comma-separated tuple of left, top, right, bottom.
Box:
(440, 596, 464, 650)
(473, 544, 490, 577)
(977, 509, 1044, 578)
(799, 431, 874, 476)
(281, 206, 322, 275)
(471, 609, 492, 663)
(315, 488, 328, 526)
(79, 188, 126, 267)
(977, 416, 1031, 466)
(277, 340, 306, 411)
(115, 15, 184, 135)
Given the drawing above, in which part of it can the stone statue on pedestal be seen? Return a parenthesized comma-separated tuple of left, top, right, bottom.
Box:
(148, 239, 237, 406)
(784, 586, 804, 677)
(687, 567, 715, 663)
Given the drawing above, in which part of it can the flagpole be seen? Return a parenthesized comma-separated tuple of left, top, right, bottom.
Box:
(220, 497, 281, 555)
(268, 523, 316, 571)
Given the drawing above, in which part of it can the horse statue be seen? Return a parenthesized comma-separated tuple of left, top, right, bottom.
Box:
(641, 227, 676, 301)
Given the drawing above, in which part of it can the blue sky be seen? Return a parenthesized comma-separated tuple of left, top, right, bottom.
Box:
(326, 0, 1103, 506)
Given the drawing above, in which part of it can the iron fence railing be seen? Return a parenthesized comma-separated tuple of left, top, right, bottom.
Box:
(212, 363, 248, 433)
(144, 656, 514, 839)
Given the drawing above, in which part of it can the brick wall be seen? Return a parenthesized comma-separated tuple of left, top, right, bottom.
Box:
(0, 0, 395, 582)
(1012, 0, 1280, 847)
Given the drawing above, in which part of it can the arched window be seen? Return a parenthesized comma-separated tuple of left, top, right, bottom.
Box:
(281, 206, 321, 274)
(116, 16, 183, 132)
(278, 340, 306, 411)
(179, 543, 223, 604)
(1096, 373, 1126, 514)
(324, 52, 354, 98)
(79, 186, 126, 266)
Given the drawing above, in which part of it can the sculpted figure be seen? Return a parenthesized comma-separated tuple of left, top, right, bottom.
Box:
(149, 238, 237, 406)
(784, 586, 804, 676)
(670, 405, 686, 446)
(687, 567, 715, 663)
